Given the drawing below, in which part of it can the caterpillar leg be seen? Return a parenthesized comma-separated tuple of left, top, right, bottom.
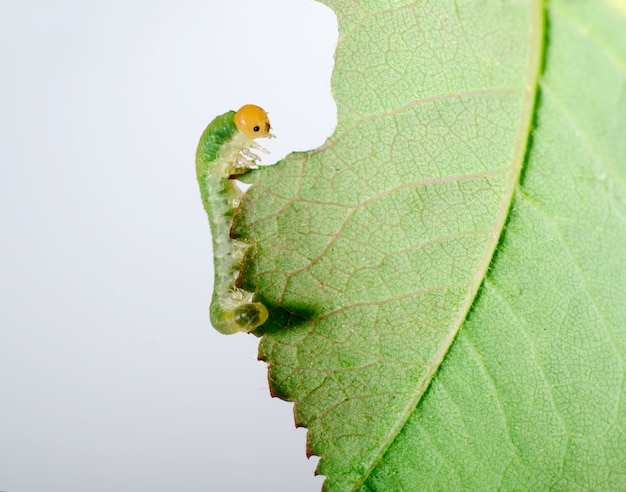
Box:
(210, 301, 269, 335)
(250, 141, 271, 153)
(234, 153, 259, 172)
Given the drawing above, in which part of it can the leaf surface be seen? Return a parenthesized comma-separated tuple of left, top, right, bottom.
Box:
(234, 0, 626, 490)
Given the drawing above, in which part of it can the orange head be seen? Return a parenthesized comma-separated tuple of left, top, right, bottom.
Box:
(234, 104, 273, 138)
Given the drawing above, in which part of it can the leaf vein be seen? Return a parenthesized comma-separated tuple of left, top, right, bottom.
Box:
(539, 81, 626, 193)
(517, 188, 626, 369)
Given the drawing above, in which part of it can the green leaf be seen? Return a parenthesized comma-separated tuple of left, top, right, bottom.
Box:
(233, 0, 626, 490)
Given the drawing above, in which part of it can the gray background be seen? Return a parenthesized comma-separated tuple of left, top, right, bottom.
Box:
(0, 0, 337, 490)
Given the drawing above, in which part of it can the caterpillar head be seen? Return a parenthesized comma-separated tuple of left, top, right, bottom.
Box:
(234, 104, 274, 138)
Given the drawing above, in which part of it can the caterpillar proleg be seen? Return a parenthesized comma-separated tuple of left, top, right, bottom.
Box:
(196, 104, 274, 334)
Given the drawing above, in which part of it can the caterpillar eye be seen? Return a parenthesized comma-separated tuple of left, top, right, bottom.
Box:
(234, 104, 272, 138)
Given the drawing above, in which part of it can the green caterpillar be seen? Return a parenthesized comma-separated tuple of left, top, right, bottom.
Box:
(195, 104, 274, 334)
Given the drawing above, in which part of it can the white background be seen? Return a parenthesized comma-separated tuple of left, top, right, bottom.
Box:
(0, 1, 337, 490)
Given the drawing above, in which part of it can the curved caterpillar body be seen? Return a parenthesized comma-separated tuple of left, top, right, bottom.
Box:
(196, 104, 274, 334)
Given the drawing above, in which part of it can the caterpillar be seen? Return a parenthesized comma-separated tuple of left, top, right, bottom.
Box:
(195, 104, 274, 334)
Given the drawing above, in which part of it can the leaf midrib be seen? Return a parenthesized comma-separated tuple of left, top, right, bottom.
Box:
(352, 2, 546, 490)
